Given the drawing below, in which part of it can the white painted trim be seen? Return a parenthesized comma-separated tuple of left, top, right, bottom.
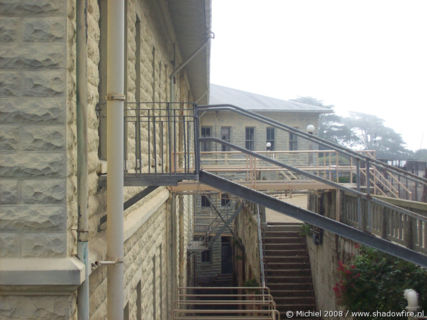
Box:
(0, 257, 84, 287)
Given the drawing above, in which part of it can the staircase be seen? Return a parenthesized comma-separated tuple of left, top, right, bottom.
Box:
(263, 222, 318, 319)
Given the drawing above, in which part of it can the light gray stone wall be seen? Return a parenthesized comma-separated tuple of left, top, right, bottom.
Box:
(1, 0, 196, 319)
(0, 0, 68, 259)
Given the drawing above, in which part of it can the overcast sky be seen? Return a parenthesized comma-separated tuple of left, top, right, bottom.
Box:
(210, 0, 427, 151)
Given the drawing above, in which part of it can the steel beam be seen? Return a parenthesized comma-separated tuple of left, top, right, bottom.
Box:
(199, 170, 427, 267)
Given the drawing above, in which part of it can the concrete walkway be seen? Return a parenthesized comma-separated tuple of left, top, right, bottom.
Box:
(265, 194, 307, 223)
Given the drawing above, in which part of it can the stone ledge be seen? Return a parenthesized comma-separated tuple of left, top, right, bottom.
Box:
(0, 257, 84, 289)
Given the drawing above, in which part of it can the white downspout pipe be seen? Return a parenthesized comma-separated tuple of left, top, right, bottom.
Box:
(76, 0, 89, 319)
(107, 0, 125, 319)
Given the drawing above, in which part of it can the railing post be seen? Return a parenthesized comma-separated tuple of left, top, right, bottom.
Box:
(194, 104, 200, 174)
(356, 159, 362, 229)
(404, 216, 415, 250)
(366, 159, 372, 232)
(381, 207, 388, 240)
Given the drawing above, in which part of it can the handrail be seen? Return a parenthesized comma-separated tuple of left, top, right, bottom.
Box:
(256, 205, 266, 288)
(174, 286, 280, 320)
(199, 137, 427, 222)
(196, 104, 427, 186)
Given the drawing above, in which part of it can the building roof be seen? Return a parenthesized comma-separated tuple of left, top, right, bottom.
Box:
(168, 0, 211, 104)
(209, 84, 331, 113)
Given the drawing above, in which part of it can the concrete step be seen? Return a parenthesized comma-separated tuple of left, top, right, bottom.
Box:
(268, 283, 314, 291)
(265, 269, 312, 277)
(263, 249, 308, 256)
(263, 231, 301, 237)
(264, 243, 306, 250)
(262, 236, 305, 244)
(268, 289, 314, 297)
(266, 276, 313, 283)
(264, 256, 310, 264)
(263, 262, 310, 269)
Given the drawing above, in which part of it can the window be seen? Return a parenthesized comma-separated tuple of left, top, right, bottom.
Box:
(245, 127, 255, 150)
(221, 127, 231, 151)
(201, 249, 211, 263)
(201, 126, 212, 151)
(266, 127, 275, 150)
(289, 130, 298, 150)
(201, 195, 210, 207)
(221, 193, 230, 207)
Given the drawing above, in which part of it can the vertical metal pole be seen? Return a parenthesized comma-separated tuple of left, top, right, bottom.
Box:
(106, 0, 124, 319)
(173, 109, 177, 173)
(168, 103, 172, 174)
(356, 159, 362, 229)
(76, 1, 89, 318)
(194, 105, 200, 174)
(366, 159, 372, 232)
(148, 110, 151, 173)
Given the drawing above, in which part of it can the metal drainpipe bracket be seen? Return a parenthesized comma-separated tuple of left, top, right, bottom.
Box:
(92, 258, 124, 270)
(106, 94, 126, 101)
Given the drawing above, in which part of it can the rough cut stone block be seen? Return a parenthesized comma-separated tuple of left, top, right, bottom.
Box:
(0, 295, 74, 319)
(0, 233, 19, 257)
(0, 180, 18, 204)
(0, 18, 18, 42)
(0, 0, 65, 16)
(22, 233, 66, 257)
(0, 153, 65, 177)
(0, 205, 65, 231)
(22, 179, 65, 203)
(0, 72, 20, 97)
(0, 126, 19, 151)
(22, 71, 65, 97)
(0, 98, 64, 124)
(0, 45, 64, 69)
(23, 17, 65, 42)
(21, 126, 64, 151)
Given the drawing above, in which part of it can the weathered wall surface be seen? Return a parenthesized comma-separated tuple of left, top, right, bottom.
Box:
(0, 0, 78, 318)
(234, 204, 261, 285)
(0, 0, 68, 259)
(0, 0, 196, 319)
(306, 191, 359, 312)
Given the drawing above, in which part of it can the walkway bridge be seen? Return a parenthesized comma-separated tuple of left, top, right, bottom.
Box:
(123, 102, 427, 318)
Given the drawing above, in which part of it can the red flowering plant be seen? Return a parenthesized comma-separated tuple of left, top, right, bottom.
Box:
(333, 246, 427, 319)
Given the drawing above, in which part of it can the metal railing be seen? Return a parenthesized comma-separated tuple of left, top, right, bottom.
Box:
(197, 138, 427, 266)
(173, 287, 279, 320)
(196, 104, 427, 201)
(124, 102, 197, 176)
(341, 193, 427, 254)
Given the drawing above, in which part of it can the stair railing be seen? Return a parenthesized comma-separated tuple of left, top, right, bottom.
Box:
(198, 138, 427, 265)
(196, 104, 427, 200)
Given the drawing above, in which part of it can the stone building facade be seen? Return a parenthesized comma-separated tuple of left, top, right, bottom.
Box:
(0, 0, 210, 319)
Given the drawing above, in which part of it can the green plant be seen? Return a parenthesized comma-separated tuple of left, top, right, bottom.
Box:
(299, 223, 313, 237)
(334, 246, 427, 319)
(244, 278, 259, 287)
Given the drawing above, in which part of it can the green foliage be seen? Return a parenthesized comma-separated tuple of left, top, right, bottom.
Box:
(244, 278, 259, 287)
(299, 223, 313, 237)
(334, 246, 427, 319)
